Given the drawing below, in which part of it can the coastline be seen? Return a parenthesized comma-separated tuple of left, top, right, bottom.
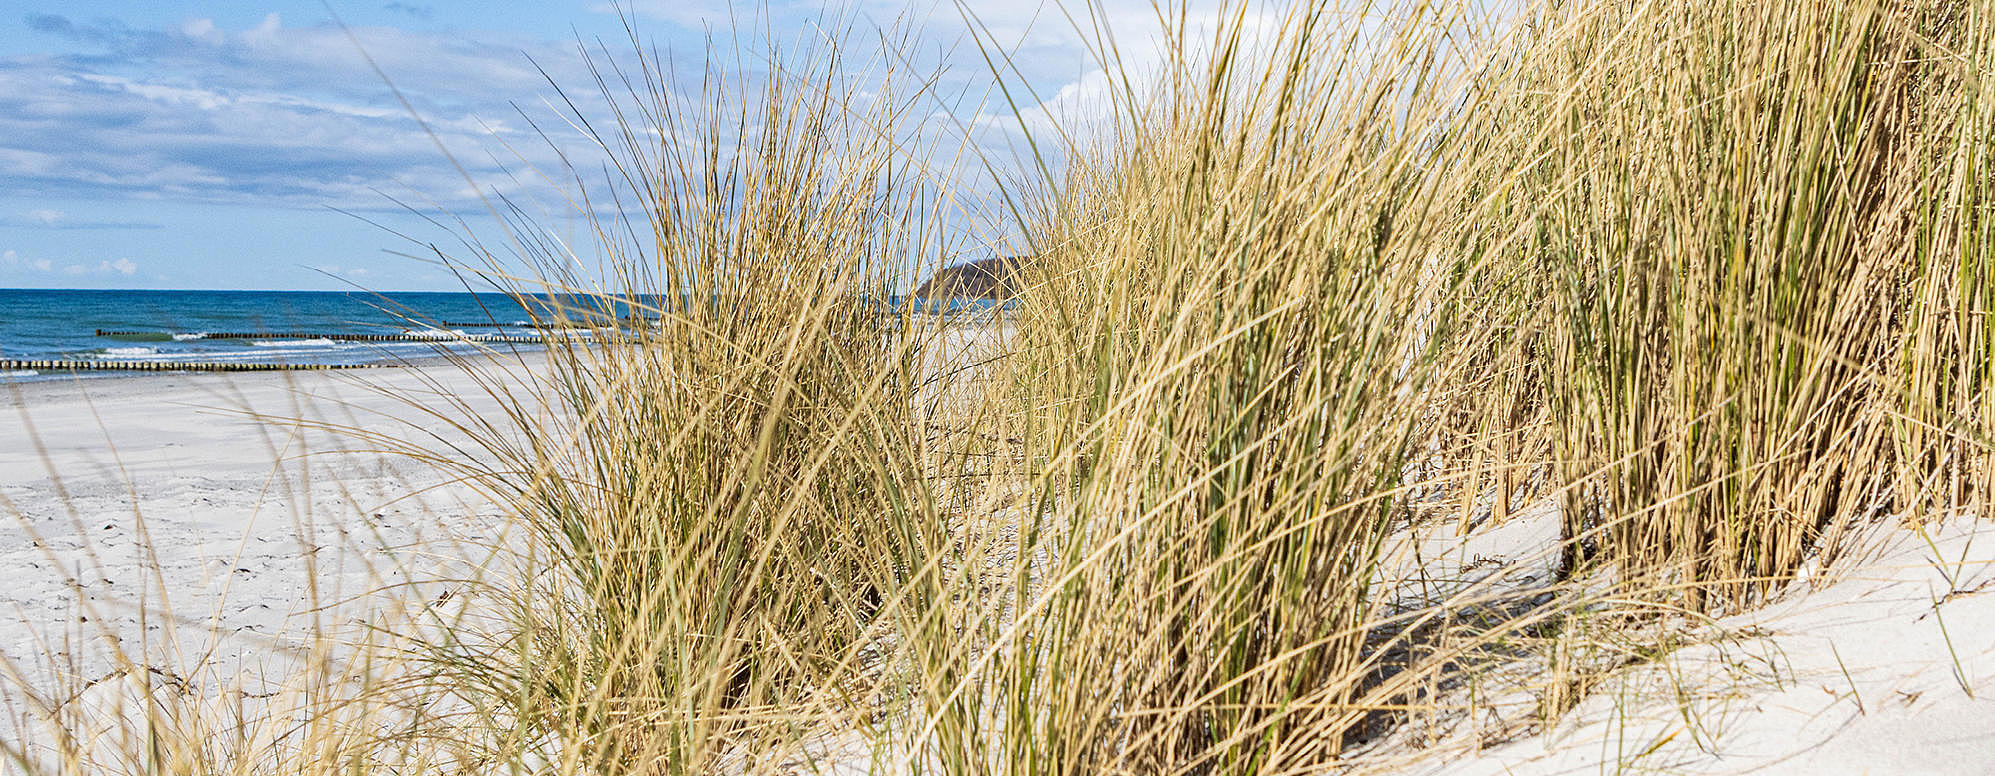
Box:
(0, 346, 546, 406)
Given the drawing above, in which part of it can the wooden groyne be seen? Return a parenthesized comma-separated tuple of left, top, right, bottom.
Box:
(434, 319, 658, 329)
(94, 329, 557, 345)
(1, 359, 377, 373)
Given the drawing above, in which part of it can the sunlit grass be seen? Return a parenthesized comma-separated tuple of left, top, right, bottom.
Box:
(3, 0, 1990, 773)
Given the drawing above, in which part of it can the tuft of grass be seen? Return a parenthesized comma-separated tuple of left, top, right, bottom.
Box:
(1459, 0, 1995, 611)
(944, 1, 1592, 769)
(391, 25, 983, 773)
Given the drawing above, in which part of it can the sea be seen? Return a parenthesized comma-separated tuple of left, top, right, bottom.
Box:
(0, 289, 555, 382)
(0, 289, 1012, 382)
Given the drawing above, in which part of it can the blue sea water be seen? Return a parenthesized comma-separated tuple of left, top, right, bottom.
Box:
(0, 289, 1014, 381)
(0, 289, 549, 380)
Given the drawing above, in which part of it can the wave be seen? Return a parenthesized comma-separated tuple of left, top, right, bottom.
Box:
(401, 328, 470, 340)
(149, 352, 275, 362)
(2, 370, 37, 378)
(252, 338, 337, 348)
(95, 331, 211, 342)
(100, 331, 172, 342)
(101, 346, 159, 356)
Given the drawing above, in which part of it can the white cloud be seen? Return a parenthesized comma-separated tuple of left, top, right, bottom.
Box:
(4, 0, 1445, 262)
(14, 254, 138, 277)
(2, 13, 601, 212)
(181, 18, 221, 42)
(1, 250, 55, 272)
(9, 2, 1190, 225)
(27, 209, 64, 224)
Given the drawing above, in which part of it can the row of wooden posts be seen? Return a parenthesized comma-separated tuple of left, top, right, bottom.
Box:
(93, 329, 558, 345)
(2, 358, 378, 373)
(5, 328, 571, 374)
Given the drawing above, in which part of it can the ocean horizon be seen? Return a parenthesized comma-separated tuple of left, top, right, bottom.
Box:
(0, 288, 565, 381)
(0, 288, 1014, 381)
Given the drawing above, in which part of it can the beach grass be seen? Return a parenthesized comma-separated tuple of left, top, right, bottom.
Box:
(4, 0, 1992, 772)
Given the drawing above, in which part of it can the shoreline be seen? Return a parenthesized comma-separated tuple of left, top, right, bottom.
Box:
(0, 346, 548, 407)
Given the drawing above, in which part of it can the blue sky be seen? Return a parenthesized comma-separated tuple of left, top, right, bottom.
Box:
(0, 0, 1179, 290)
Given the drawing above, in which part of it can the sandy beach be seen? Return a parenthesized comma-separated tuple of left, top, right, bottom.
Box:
(1366, 502, 1995, 774)
(3, 333, 1994, 773)
(0, 354, 539, 720)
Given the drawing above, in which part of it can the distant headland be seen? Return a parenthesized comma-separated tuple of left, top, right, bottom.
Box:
(911, 255, 1027, 299)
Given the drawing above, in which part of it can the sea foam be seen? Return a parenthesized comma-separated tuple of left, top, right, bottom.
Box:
(402, 328, 469, 340)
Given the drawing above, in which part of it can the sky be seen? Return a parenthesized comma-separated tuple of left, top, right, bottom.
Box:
(0, 0, 1194, 290)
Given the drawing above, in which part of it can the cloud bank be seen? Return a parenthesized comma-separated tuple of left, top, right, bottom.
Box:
(3, 2, 1314, 229)
(3, 11, 606, 213)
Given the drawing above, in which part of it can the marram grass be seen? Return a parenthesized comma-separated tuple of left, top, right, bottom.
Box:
(4, 0, 1991, 773)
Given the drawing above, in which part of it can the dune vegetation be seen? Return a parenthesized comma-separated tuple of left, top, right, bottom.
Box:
(5, 0, 1991, 772)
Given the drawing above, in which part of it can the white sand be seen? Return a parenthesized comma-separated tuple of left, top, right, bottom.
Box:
(6, 345, 1991, 772)
(1376, 503, 1995, 775)
(0, 355, 537, 715)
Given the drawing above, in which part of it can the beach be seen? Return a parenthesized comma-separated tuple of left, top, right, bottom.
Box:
(1366, 501, 1995, 774)
(0, 353, 535, 725)
(2, 322, 1993, 773)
